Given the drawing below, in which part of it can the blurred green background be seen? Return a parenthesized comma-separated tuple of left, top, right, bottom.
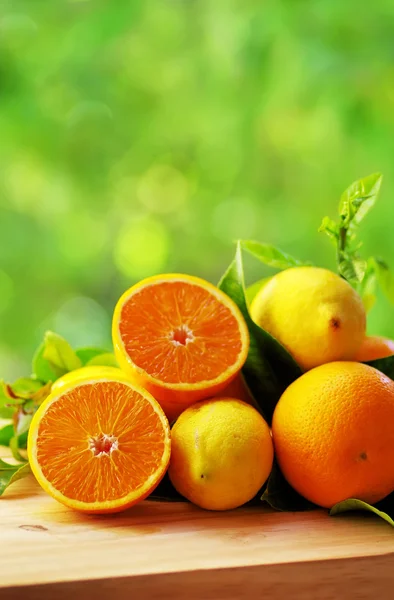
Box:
(1, 0, 394, 380)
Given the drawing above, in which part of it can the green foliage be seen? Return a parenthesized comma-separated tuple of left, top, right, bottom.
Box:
(0, 424, 14, 447)
(330, 499, 394, 527)
(0, 460, 31, 497)
(365, 355, 394, 378)
(86, 353, 118, 367)
(319, 173, 394, 309)
(42, 331, 82, 376)
(245, 278, 271, 305)
(2, 0, 394, 378)
(240, 241, 307, 270)
(76, 347, 113, 365)
(218, 242, 302, 424)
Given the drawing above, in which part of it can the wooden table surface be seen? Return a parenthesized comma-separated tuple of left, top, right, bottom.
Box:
(1, 450, 394, 599)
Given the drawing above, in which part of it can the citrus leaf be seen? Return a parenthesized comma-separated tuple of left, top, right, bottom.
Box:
(76, 347, 112, 365)
(318, 216, 339, 244)
(364, 355, 394, 379)
(14, 411, 33, 437)
(0, 427, 29, 450)
(9, 437, 27, 462)
(372, 258, 394, 305)
(18, 430, 28, 449)
(32, 342, 61, 383)
(240, 240, 306, 270)
(261, 459, 317, 512)
(330, 499, 394, 527)
(0, 424, 14, 447)
(339, 173, 382, 227)
(86, 352, 118, 367)
(0, 461, 31, 497)
(218, 242, 303, 424)
(245, 278, 271, 305)
(10, 377, 43, 400)
(338, 257, 367, 283)
(42, 331, 82, 374)
(0, 381, 14, 418)
(359, 258, 378, 312)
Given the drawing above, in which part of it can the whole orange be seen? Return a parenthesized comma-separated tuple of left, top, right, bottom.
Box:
(272, 362, 394, 508)
(354, 335, 394, 362)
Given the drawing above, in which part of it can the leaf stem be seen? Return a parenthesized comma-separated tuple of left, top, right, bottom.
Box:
(337, 224, 347, 266)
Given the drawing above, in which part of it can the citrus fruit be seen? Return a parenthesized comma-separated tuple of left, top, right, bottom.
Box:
(354, 335, 394, 362)
(112, 274, 249, 419)
(51, 365, 123, 393)
(250, 266, 366, 371)
(169, 398, 273, 510)
(272, 361, 394, 508)
(215, 372, 254, 405)
(28, 370, 171, 513)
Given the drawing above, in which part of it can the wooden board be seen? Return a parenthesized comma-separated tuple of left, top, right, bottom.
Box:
(1, 469, 394, 600)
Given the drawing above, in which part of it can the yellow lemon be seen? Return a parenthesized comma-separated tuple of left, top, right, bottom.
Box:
(168, 398, 273, 510)
(250, 266, 366, 371)
(51, 366, 124, 393)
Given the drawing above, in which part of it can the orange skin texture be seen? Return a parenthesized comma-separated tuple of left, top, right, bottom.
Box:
(272, 361, 394, 509)
(354, 336, 394, 362)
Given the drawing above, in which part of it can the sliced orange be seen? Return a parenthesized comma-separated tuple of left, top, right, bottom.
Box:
(28, 371, 170, 513)
(112, 274, 249, 419)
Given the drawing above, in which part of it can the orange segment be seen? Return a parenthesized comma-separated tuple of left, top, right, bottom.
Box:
(112, 274, 249, 416)
(28, 374, 170, 513)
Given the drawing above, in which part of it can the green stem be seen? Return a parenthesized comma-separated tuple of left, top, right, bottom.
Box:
(337, 225, 347, 277)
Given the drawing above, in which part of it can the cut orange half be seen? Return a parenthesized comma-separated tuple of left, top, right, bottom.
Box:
(28, 371, 171, 513)
(112, 274, 250, 419)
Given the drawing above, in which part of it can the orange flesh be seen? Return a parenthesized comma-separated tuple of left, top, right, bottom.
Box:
(119, 281, 243, 384)
(36, 382, 168, 504)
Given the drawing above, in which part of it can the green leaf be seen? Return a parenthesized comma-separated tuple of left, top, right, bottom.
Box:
(338, 257, 367, 283)
(365, 355, 394, 379)
(0, 381, 14, 418)
(0, 424, 14, 447)
(9, 437, 27, 462)
(318, 216, 339, 243)
(330, 499, 394, 527)
(42, 331, 82, 374)
(372, 258, 394, 305)
(32, 342, 61, 383)
(339, 173, 382, 227)
(245, 278, 271, 306)
(10, 377, 43, 400)
(14, 412, 33, 437)
(240, 240, 306, 270)
(261, 460, 317, 511)
(86, 352, 118, 368)
(76, 347, 112, 365)
(0, 460, 31, 497)
(359, 258, 378, 312)
(218, 242, 303, 424)
(18, 430, 28, 450)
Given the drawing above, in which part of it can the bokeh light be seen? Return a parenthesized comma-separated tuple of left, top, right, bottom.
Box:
(114, 216, 170, 279)
(1, 1, 394, 378)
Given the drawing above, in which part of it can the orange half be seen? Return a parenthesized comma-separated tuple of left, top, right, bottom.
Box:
(112, 274, 249, 419)
(28, 371, 171, 513)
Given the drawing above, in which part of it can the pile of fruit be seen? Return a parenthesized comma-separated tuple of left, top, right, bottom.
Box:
(2, 173, 394, 525)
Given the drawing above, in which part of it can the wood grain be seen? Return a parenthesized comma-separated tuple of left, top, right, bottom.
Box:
(1, 446, 394, 598)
